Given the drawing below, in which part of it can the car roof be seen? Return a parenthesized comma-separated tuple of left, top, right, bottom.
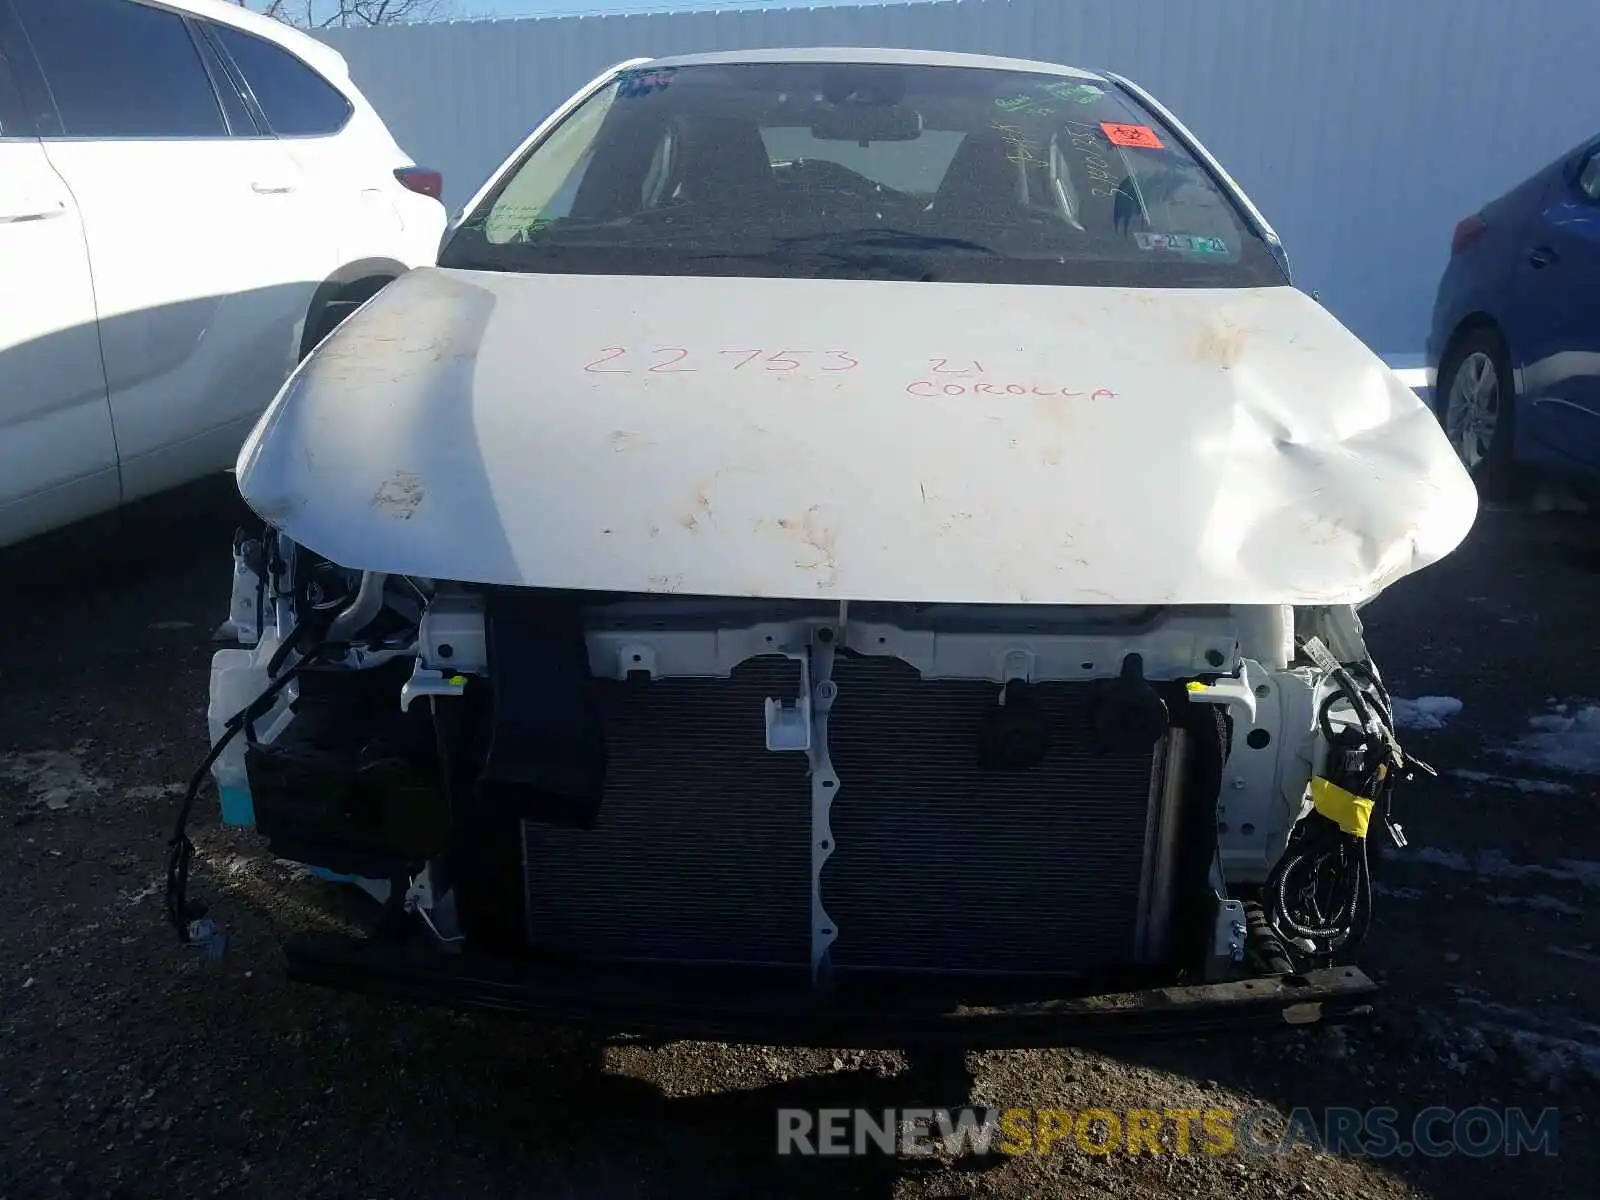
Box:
(643, 46, 1107, 82)
(137, 0, 350, 79)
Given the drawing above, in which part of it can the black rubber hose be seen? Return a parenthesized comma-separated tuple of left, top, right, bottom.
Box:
(165, 646, 321, 941)
(1244, 902, 1295, 974)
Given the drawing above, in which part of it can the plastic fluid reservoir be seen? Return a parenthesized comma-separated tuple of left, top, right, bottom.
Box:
(207, 629, 295, 827)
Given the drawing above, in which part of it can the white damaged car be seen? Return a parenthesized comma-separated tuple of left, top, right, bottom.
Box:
(169, 48, 1477, 1043)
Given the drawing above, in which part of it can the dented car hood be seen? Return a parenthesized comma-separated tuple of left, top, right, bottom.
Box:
(235, 266, 1477, 606)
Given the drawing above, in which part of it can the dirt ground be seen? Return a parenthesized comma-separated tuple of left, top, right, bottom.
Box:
(0, 477, 1595, 1199)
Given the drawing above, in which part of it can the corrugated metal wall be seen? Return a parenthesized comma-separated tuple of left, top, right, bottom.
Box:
(319, 0, 1600, 356)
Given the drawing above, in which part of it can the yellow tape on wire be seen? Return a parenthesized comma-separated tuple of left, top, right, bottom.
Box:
(1310, 777, 1375, 838)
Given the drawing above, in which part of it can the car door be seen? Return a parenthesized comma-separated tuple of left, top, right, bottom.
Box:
(1510, 135, 1600, 473)
(200, 18, 407, 275)
(0, 14, 116, 549)
(9, 0, 339, 505)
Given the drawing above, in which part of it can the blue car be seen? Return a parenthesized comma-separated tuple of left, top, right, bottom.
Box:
(1427, 132, 1600, 495)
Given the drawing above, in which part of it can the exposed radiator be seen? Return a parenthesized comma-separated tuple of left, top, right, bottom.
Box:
(524, 656, 813, 967)
(823, 657, 1163, 974)
(523, 654, 1173, 976)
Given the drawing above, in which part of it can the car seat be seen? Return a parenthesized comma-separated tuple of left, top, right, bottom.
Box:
(928, 130, 1026, 224)
(670, 117, 778, 214)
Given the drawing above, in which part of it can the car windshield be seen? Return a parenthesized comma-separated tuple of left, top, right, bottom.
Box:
(440, 60, 1285, 288)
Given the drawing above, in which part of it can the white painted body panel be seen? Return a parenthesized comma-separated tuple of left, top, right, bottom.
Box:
(275, 65, 446, 273)
(237, 266, 1478, 606)
(0, 139, 118, 545)
(43, 138, 339, 504)
(0, 0, 445, 549)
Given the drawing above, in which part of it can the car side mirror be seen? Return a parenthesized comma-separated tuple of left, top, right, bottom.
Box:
(1578, 151, 1600, 204)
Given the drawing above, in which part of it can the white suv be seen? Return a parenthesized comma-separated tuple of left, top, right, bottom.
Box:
(0, 0, 446, 549)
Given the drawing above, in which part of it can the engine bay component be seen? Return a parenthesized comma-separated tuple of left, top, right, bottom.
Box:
(168, 525, 1426, 1041)
(1092, 653, 1171, 755)
(1262, 641, 1433, 968)
(243, 666, 448, 879)
(476, 589, 607, 831)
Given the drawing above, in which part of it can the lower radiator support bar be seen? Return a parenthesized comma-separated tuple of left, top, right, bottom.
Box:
(285, 932, 1380, 1048)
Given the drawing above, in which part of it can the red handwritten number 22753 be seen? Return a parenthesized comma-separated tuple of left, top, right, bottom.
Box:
(583, 348, 860, 374)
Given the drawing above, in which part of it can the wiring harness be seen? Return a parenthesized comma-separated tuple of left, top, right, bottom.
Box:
(1262, 636, 1433, 968)
(164, 621, 327, 952)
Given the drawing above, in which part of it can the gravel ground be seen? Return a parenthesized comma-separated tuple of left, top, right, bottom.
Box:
(1, 477, 1595, 1199)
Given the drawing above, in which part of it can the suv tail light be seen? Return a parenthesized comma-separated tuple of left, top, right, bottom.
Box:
(1450, 213, 1487, 256)
(395, 166, 443, 200)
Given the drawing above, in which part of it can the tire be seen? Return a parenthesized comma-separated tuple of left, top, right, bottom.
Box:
(300, 275, 396, 362)
(1435, 326, 1517, 499)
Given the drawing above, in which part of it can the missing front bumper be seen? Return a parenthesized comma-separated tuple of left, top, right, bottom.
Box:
(283, 932, 1378, 1048)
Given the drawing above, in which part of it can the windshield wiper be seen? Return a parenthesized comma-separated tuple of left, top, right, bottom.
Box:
(774, 227, 998, 255)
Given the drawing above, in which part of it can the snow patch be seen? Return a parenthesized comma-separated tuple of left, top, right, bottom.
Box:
(1546, 945, 1600, 965)
(1454, 998, 1600, 1084)
(1486, 893, 1583, 917)
(1496, 704, 1600, 775)
(1457, 996, 1600, 1039)
(1396, 845, 1472, 872)
(1384, 845, 1600, 890)
(124, 783, 185, 802)
(1372, 882, 1427, 901)
(1480, 1025, 1600, 1087)
(119, 879, 163, 908)
(1391, 696, 1463, 730)
(0, 742, 109, 810)
(1448, 768, 1575, 796)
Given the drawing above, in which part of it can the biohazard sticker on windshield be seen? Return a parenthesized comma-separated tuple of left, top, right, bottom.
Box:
(1101, 122, 1163, 149)
(1135, 232, 1230, 255)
